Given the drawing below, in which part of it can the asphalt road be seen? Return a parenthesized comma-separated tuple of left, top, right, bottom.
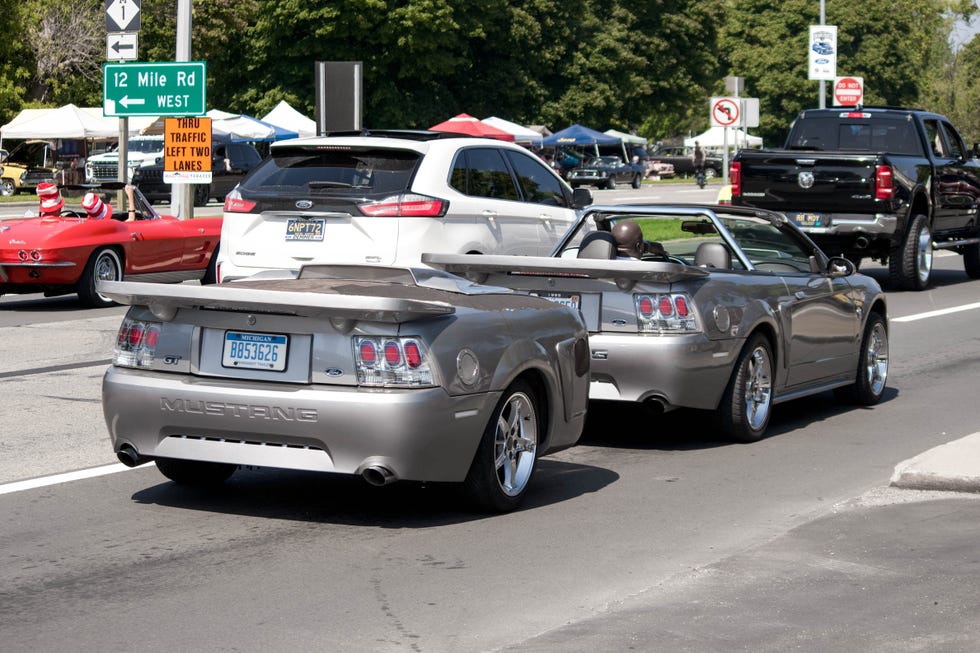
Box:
(2, 188, 980, 651)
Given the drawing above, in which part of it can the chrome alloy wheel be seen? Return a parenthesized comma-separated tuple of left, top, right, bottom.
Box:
(743, 345, 773, 431)
(493, 391, 538, 497)
(864, 320, 889, 396)
(915, 223, 933, 286)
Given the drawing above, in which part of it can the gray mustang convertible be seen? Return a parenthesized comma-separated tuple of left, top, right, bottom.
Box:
(99, 265, 589, 512)
(426, 204, 889, 442)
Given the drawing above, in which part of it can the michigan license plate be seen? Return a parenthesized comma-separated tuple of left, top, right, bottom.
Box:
(285, 218, 325, 241)
(222, 331, 288, 371)
(531, 292, 581, 311)
(790, 212, 826, 228)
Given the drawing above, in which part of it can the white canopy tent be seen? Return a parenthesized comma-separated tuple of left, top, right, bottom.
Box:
(604, 129, 647, 146)
(684, 126, 763, 149)
(261, 100, 316, 138)
(481, 116, 544, 146)
(0, 105, 156, 148)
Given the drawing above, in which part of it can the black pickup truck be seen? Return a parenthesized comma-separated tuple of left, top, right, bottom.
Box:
(730, 107, 980, 289)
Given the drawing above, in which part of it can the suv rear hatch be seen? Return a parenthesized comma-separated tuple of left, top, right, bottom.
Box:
(224, 145, 433, 268)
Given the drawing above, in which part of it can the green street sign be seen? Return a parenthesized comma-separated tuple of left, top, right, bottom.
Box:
(102, 61, 206, 117)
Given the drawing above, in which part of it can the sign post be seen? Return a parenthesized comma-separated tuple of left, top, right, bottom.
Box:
(102, 61, 207, 117)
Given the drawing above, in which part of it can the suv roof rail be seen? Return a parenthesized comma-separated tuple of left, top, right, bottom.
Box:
(322, 129, 472, 141)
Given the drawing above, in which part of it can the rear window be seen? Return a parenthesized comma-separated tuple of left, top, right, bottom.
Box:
(785, 116, 924, 156)
(240, 146, 420, 195)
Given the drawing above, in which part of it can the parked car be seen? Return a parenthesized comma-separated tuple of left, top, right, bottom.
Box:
(566, 155, 646, 189)
(216, 130, 592, 282)
(649, 146, 724, 178)
(133, 141, 263, 206)
(0, 140, 57, 196)
(0, 182, 221, 307)
(426, 204, 889, 443)
(646, 160, 675, 179)
(85, 135, 164, 185)
(99, 264, 590, 512)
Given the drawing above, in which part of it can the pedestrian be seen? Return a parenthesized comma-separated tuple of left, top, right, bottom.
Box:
(36, 181, 64, 216)
(81, 192, 112, 220)
(693, 141, 705, 179)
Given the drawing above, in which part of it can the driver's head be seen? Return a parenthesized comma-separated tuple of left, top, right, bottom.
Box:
(612, 220, 644, 259)
(36, 181, 64, 216)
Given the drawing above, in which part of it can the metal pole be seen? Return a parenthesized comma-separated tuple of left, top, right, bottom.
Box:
(818, 0, 826, 109)
(171, 0, 193, 219)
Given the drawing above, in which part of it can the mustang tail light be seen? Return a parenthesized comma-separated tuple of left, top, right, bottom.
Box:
(223, 189, 257, 213)
(353, 336, 435, 387)
(114, 317, 161, 368)
(635, 293, 700, 334)
(729, 161, 741, 198)
(874, 165, 894, 200)
(358, 193, 447, 217)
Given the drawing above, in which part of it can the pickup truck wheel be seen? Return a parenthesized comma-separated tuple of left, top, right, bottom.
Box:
(606, 176, 617, 190)
(704, 167, 717, 180)
(193, 184, 210, 207)
(0, 178, 14, 196)
(889, 213, 932, 290)
(963, 243, 980, 279)
(719, 333, 773, 443)
(631, 174, 642, 189)
(834, 312, 888, 405)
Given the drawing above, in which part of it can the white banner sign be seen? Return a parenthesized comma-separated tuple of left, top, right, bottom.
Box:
(808, 25, 837, 81)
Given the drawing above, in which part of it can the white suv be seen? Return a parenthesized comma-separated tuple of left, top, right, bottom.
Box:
(216, 131, 591, 281)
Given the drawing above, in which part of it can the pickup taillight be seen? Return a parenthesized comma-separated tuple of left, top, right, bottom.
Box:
(874, 165, 894, 200)
(729, 162, 741, 197)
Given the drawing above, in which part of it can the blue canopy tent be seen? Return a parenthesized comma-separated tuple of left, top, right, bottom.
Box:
(542, 124, 624, 161)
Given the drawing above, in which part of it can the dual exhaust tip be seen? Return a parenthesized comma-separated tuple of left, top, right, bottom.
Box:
(117, 444, 399, 487)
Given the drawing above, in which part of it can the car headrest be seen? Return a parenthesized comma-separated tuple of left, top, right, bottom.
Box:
(694, 242, 732, 269)
(577, 231, 617, 259)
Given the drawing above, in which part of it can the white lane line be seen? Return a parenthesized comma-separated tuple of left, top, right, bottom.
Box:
(892, 301, 980, 323)
(0, 462, 141, 496)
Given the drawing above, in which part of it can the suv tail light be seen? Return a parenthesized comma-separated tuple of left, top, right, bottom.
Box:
(874, 165, 894, 200)
(223, 188, 256, 213)
(729, 161, 741, 198)
(358, 193, 447, 217)
(635, 293, 700, 334)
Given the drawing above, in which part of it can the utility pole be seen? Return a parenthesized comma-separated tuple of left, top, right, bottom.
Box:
(171, 0, 193, 219)
(818, 0, 826, 109)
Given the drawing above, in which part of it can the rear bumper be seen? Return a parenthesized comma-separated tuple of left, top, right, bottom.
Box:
(797, 213, 899, 238)
(586, 332, 741, 410)
(102, 366, 501, 482)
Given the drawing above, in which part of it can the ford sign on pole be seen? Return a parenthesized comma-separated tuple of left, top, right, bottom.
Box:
(808, 25, 837, 81)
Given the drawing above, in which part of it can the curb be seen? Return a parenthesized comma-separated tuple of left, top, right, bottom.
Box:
(890, 431, 980, 494)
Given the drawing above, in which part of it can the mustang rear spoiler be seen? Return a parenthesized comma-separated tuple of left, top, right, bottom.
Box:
(96, 280, 455, 323)
(422, 253, 710, 285)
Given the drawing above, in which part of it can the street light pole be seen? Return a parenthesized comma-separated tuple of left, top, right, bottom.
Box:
(818, 0, 826, 109)
(171, 0, 193, 219)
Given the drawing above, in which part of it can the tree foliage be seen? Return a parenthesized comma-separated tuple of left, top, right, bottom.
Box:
(1, 0, 977, 145)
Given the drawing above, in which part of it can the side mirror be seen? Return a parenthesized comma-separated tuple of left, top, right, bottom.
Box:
(826, 256, 855, 277)
(571, 187, 593, 209)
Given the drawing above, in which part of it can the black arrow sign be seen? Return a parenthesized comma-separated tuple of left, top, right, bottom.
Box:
(111, 40, 135, 54)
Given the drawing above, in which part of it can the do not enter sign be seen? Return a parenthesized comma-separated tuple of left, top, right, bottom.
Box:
(833, 76, 864, 106)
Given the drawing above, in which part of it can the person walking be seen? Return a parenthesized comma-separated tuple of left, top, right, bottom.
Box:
(693, 141, 706, 187)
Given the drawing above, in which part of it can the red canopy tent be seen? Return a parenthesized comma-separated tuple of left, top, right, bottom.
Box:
(429, 113, 515, 141)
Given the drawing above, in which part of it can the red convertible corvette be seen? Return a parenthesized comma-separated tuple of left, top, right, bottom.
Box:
(0, 184, 221, 307)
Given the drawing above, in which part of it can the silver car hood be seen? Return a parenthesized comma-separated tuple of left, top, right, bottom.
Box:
(423, 253, 710, 284)
(97, 280, 455, 323)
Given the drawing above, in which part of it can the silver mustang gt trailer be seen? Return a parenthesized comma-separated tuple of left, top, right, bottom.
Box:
(99, 264, 589, 512)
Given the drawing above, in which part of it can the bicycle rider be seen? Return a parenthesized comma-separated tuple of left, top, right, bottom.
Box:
(693, 140, 706, 185)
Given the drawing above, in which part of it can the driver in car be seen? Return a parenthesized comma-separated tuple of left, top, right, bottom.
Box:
(612, 220, 668, 260)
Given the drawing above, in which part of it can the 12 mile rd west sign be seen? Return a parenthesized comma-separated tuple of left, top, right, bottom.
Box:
(102, 61, 206, 117)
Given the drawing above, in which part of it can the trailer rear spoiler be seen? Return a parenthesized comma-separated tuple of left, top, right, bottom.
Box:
(422, 253, 709, 285)
(96, 280, 455, 323)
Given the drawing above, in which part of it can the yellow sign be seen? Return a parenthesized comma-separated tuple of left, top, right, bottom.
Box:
(164, 117, 212, 183)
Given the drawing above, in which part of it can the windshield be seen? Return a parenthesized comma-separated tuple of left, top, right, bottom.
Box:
(126, 139, 164, 153)
(785, 115, 924, 155)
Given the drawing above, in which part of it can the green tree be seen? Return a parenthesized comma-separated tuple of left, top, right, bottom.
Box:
(0, 4, 34, 123)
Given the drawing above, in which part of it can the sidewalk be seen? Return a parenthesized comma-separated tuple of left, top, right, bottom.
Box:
(890, 430, 980, 493)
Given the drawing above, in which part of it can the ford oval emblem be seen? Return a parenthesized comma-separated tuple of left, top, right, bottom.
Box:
(295, 200, 314, 210)
(798, 171, 815, 189)
(325, 368, 344, 377)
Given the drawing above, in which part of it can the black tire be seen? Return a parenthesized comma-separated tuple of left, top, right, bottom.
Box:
(463, 379, 539, 513)
(704, 167, 718, 180)
(631, 174, 642, 189)
(202, 244, 219, 285)
(963, 242, 980, 279)
(193, 184, 210, 207)
(0, 178, 14, 196)
(888, 213, 932, 290)
(77, 247, 122, 308)
(834, 312, 889, 405)
(606, 176, 616, 190)
(718, 334, 773, 443)
(156, 458, 237, 486)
